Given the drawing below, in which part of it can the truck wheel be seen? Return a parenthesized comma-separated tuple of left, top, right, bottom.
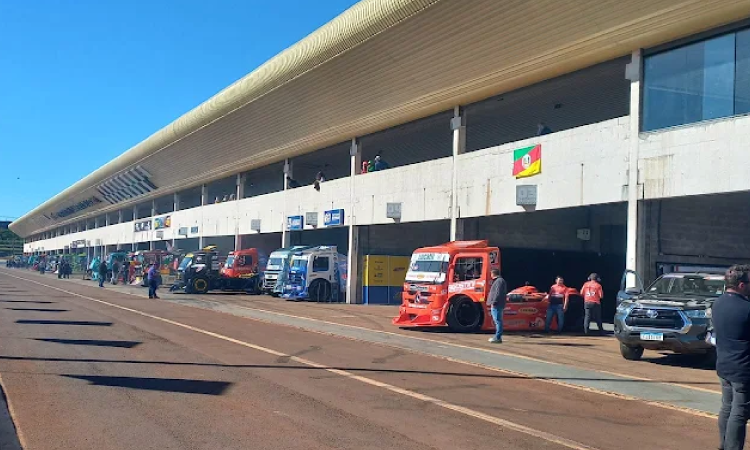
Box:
(619, 342, 644, 361)
(192, 276, 210, 294)
(446, 296, 482, 332)
(309, 279, 331, 302)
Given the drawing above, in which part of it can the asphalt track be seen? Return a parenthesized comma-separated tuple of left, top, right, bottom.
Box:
(0, 268, 737, 450)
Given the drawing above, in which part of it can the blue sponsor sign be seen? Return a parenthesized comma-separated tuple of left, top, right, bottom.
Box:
(287, 215, 304, 231)
(324, 209, 345, 227)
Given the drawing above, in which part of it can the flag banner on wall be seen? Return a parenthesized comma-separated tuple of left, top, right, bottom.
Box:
(512, 144, 542, 178)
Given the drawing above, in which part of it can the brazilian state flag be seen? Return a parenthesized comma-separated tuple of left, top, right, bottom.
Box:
(512, 144, 542, 178)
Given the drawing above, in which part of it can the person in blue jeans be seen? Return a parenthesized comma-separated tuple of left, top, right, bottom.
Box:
(147, 263, 160, 299)
(486, 269, 507, 344)
(545, 276, 568, 333)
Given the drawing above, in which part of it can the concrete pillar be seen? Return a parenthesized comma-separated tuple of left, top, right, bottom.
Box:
(234, 174, 245, 251)
(118, 210, 124, 224)
(133, 205, 138, 221)
(199, 185, 207, 248)
(173, 192, 180, 212)
(281, 159, 293, 248)
(105, 214, 110, 227)
(625, 50, 642, 287)
(347, 139, 362, 304)
(449, 106, 467, 241)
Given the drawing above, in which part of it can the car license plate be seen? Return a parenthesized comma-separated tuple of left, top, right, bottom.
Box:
(640, 332, 664, 341)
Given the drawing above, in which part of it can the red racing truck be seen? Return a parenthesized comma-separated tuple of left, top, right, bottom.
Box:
(393, 240, 575, 332)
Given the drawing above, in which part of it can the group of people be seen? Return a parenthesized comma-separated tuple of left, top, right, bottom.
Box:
(485, 271, 605, 344)
(96, 258, 161, 299)
(360, 155, 389, 174)
(55, 259, 73, 279)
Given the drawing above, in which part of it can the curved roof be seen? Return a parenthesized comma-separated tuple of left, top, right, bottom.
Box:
(12, 0, 750, 237)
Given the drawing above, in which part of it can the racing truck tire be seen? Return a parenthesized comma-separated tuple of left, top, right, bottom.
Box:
(446, 296, 482, 333)
(619, 342, 644, 361)
(191, 276, 210, 295)
(309, 279, 332, 302)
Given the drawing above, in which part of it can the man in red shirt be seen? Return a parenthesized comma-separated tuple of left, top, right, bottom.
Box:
(545, 276, 568, 333)
(581, 273, 604, 335)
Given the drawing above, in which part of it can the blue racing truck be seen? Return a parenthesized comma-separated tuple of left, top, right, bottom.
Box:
(262, 246, 312, 296)
(282, 246, 347, 302)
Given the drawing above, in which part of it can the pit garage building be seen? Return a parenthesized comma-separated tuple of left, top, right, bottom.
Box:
(14, 0, 750, 319)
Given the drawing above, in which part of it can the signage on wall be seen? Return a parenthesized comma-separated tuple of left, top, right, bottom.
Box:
(190, 226, 199, 234)
(512, 144, 542, 179)
(134, 220, 152, 232)
(386, 203, 402, 220)
(287, 215, 304, 231)
(51, 196, 103, 220)
(324, 209, 344, 227)
(250, 219, 261, 232)
(305, 212, 319, 228)
(576, 228, 591, 241)
(178, 227, 188, 237)
(156, 231, 164, 240)
(71, 239, 86, 249)
(154, 216, 171, 230)
(516, 185, 537, 206)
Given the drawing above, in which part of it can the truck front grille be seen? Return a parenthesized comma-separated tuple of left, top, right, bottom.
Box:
(289, 273, 304, 286)
(625, 308, 685, 330)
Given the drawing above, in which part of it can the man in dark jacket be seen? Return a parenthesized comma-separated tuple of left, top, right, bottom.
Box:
(98, 260, 108, 288)
(486, 269, 507, 344)
(713, 264, 750, 450)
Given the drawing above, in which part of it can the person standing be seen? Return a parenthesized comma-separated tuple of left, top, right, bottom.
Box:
(545, 276, 568, 333)
(98, 260, 108, 288)
(147, 263, 160, 299)
(581, 273, 605, 335)
(111, 260, 120, 285)
(713, 264, 750, 450)
(486, 269, 507, 344)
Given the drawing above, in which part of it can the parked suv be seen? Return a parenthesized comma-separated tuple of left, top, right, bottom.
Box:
(614, 270, 724, 363)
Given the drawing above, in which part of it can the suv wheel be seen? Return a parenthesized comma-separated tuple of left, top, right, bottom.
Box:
(619, 342, 644, 361)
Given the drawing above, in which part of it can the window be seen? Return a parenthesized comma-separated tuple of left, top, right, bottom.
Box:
(643, 29, 750, 131)
(312, 256, 329, 272)
(453, 257, 483, 282)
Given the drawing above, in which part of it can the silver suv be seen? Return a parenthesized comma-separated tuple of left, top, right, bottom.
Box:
(614, 271, 723, 363)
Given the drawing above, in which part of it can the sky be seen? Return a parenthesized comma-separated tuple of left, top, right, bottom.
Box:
(0, 0, 358, 221)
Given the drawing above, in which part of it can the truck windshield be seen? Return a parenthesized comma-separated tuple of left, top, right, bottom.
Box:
(647, 275, 725, 297)
(225, 255, 235, 267)
(405, 253, 449, 283)
(267, 255, 286, 271)
(178, 256, 192, 271)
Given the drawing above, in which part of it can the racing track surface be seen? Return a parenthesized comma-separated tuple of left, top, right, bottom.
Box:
(0, 269, 735, 450)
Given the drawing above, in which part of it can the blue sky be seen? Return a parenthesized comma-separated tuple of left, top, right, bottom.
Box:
(0, 0, 357, 221)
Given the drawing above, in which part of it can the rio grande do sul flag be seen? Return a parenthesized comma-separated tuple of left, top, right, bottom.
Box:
(512, 144, 542, 178)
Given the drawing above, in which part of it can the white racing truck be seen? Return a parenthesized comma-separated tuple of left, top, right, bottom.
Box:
(281, 246, 347, 302)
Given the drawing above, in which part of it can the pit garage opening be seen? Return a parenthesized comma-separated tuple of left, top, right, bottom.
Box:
(462, 203, 627, 322)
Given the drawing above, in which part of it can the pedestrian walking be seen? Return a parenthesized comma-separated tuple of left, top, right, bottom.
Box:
(581, 273, 605, 335)
(98, 260, 108, 288)
(713, 264, 750, 450)
(147, 263, 160, 299)
(486, 269, 507, 344)
(545, 276, 568, 333)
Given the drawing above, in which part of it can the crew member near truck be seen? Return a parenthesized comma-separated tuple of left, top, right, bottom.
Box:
(581, 273, 605, 335)
(486, 269, 507, 344)
(545, 276, 568, 333)
(713, 264, 750, 450)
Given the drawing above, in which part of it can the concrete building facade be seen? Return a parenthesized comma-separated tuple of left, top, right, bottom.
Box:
(14, 0, 750, 313)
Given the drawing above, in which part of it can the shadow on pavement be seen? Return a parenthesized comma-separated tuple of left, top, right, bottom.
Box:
(0, 355, 716, 385)
(15, 320, 112, 326)
(62, 375, 231, 395)
(0, 379, 21, 450)
(644, 354, 715, 371)
(0, 300, 55, 304)
(34, 339, 142, 348)
(6, 308, 68, 312)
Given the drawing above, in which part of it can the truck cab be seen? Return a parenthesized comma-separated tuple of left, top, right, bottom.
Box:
(262, 246, 312, 296)
(282, 246, 345, 302)
(221, 248, 260, 278)
(393, 241, 500, 332)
